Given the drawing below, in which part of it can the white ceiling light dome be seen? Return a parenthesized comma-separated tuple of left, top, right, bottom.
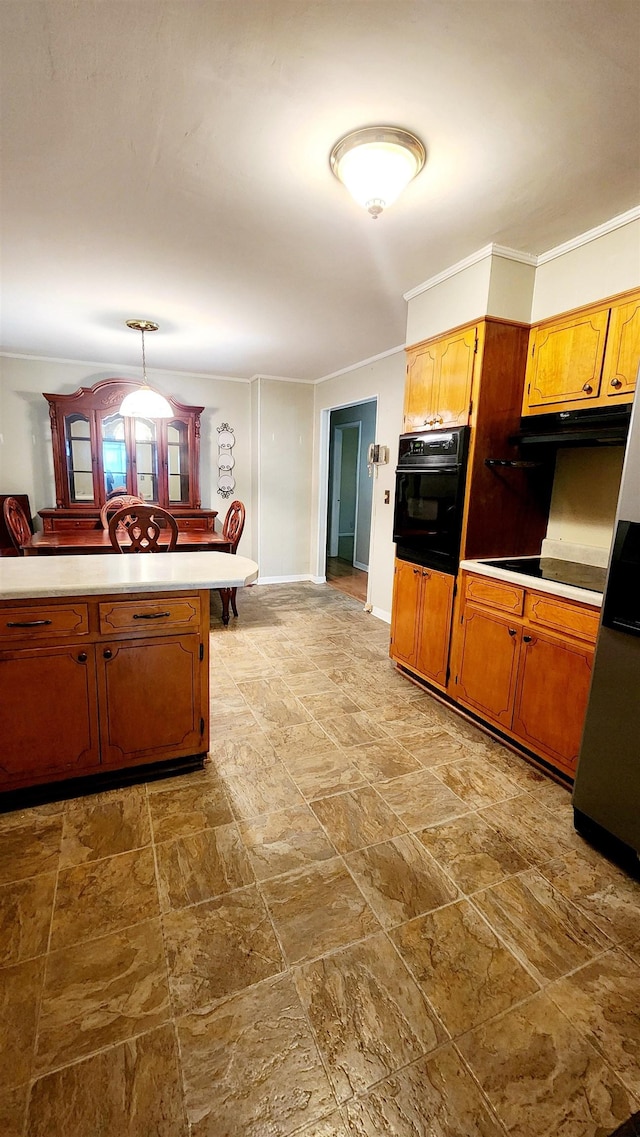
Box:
(119, 320, 173, 418)
(330, 126, 426, 218)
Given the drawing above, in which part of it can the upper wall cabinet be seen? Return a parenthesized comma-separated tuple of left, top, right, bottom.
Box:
(43, 379, 206, 521)
(522, 287, 640, 416)
(404, 325, 477, 432)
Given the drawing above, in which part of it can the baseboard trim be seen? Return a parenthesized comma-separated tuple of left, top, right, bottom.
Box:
(371, 606, 391, 624)
(256, 574, 316, 585)
(354, 560, 369, 572)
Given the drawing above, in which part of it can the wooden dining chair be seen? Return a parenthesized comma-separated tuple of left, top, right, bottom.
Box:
(217, 500, 246, 625)
(3, 496, 32, 555)
(107, 504, 179, 553)
(99, 494, 145, 530)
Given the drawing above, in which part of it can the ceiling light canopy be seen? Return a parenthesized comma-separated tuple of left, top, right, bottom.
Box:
(330, 126, 426, 219)
(119, 320, 173, 418)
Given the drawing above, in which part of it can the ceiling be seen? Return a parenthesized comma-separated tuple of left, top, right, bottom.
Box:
(1, 1, 639, 382)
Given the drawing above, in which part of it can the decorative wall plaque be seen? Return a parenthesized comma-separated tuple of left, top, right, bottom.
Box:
(217, 422, 236, 498)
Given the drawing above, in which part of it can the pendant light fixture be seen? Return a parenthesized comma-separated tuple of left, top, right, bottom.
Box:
(330, 126, 426, 219)
(119, 320, 173, 418)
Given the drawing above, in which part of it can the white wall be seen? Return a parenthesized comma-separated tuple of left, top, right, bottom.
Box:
(253, 377, 314, 582)
(405, 257, 492, 347)
(532, 217, 640, 324)
(0, 355, 253, 550)
(312, 351, 405, 621)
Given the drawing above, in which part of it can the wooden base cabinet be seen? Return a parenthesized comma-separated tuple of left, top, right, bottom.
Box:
(390, 558, 455, 690)
(0, 589, 209, 793)
(451, 572, 597, 779)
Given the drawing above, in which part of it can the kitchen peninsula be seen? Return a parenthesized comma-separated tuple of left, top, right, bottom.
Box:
(0, 552, 258, 799)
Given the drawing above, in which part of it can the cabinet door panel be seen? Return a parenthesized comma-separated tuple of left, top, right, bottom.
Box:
(604, 296, 640, 400)
(98, 634, 204, 766)
(455, 607, 519, 727)
(390, 560, 423, 668)
(415, 569, 454, 687)
(512, 632, 593, 776)
(436, 327, 476, 426)
(404, 344, 438, 432)
(524, 310, 609, 410)
(0, 644, 100, 782)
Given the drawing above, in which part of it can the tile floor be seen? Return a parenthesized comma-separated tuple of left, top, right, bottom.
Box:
(1, 582, 640, 1136)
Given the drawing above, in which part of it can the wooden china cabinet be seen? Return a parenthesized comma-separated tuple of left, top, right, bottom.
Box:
(39, 379, 217, 531)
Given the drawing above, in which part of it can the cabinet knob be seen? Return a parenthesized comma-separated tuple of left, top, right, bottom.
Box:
(77, 652, 88, 663)
(413, 568, 420, 575)
(582, 383, 593, 394)
(523, 635, 532, 643)
(422, 570, 430, 577)
(610, 377, 622, 389)
(508, 628, 516, 637)
(434, 416, 443, 424)
(103, 649, 113, 660)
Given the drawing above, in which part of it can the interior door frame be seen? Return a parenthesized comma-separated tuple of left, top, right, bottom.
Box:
(329, 421, 361, 562)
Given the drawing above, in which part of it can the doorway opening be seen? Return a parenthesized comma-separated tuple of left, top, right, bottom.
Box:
(325, 399, 377, 603)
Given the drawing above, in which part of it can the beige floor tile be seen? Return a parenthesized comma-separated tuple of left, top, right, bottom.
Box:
(51, 847, 159, 950)
(527, 777, 574, 812)
(391, 898, 538, 1037)
(239, 805, 336, 880)
(266, 720, 339, 762)
(236, 677, 312, 729)
(297, 690, 362, 719)
(163, 884, 284, 1014)
(348, 740, 423, 782)
(479, 792, 584, 864)
(343, 1043, 507, 1136)
(36, 919, 170, 1075)
(418, 813, 530, 894)
(224, 761, 304, 820)
(320, 710, 389, 748)
(472, 868, 608, 984)
(0, 873, 56, 966)
(60, 788, 151, 867)
(285, 750, 368, 799)
(540, 849, 640, 960)
(433, 756, 523, 809)
(156, 823, 254, 911)
(148, 777, 232, 841)
(261, 857, 380, 964)
(311, 786, 405, 854)
(284, 670, 341, 696)
(293, 931, 445, 1102)
(0, 815, 62, 885)
(458, 992, 635, 1137)
(387, 728, 469, 767)
(207, 734, 277, 777)
(345, 834, 459, 928)
(27, 1024, 188, 1137)
(547, 947, 640, 1098)
(376, 769, 470, 831)
(178, 973, 334, 1137)
(0, 1083, 28, 1137)
(0, 956, 44, 1088)
(294, 1113, 351, 1137)
(477, 741, 548, 790)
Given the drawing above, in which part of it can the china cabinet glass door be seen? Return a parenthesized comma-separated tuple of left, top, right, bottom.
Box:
(134, 418, 159, 502)
(65, 414, 95, 503)
(101, 413, 129, 497)
(167, 420, 189, 505)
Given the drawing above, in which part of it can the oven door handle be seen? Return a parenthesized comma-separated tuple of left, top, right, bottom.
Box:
(395, 464, 462, 475)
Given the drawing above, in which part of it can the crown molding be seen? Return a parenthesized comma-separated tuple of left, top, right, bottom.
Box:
(249, 373, 313, 384)
(403, 244, 536, 302)
(536, 205, 640, 265)
(0, 351, 252, 383)
(315, 343, 404, 384)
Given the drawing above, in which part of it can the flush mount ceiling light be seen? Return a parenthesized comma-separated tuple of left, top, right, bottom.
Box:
(119, 320, 173, 418)
(330, 126, 426, 219)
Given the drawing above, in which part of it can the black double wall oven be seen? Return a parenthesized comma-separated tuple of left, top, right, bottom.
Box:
(393, 427, 470, 574)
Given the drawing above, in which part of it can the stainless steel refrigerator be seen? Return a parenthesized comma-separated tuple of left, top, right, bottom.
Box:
(572, 380, 640, 857)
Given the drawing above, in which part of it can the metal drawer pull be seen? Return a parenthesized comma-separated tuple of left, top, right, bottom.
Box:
(6, 619, 52, 628)
(132, 611, 171, 619)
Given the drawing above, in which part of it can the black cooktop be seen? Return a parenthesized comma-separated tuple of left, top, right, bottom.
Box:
(482, 556, 607, 593)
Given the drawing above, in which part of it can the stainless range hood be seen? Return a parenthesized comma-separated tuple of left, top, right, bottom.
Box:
(511, 404, 631, 448)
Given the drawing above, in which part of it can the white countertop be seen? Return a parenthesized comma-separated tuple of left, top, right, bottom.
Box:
(0, 552, 259, 601)
(459, 558, 603, 608)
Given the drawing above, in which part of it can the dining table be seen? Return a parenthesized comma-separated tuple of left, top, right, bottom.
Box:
(21, 530, 232, 556)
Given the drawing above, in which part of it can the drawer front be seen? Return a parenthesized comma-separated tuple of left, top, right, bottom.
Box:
(99, 595, 201, 635)
(53, 518, 100, 531)
(525, 593, 600, 642)
(176, 518, 209, 531)
(0, 603, 89, 642)
(464, 574, 524, 615)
